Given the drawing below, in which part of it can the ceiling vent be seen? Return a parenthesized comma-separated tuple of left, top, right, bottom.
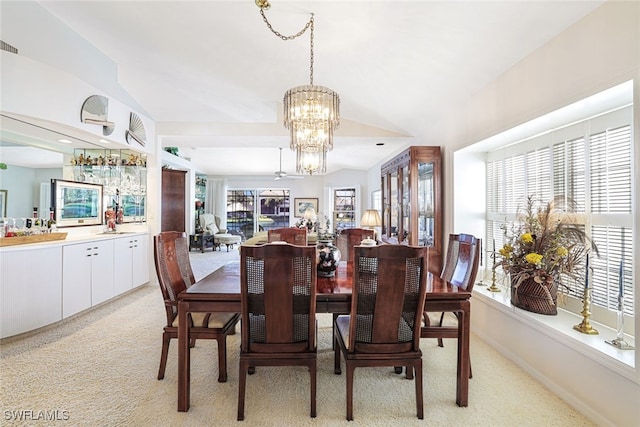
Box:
(1, 40, 18, 54)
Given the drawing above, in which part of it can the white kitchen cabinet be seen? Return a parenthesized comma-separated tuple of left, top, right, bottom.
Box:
(62, 239, 114, 317)
(0, 246, 63, 338)
(113, 234, 149, 295)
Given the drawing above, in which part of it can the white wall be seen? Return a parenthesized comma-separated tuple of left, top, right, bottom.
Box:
(432, 2, 640, 426)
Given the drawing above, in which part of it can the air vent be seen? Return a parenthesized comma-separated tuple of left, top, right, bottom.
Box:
(1, 40, 18, 54)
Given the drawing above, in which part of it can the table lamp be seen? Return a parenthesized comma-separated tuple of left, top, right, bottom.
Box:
(303, 207, 317, 231)
(360, 209, 381, 245)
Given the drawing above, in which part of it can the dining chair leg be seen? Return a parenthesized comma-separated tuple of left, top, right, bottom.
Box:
(157, 334, 170, 380)
(332, 313, 338, 350)
(437, 312, 446, 347)
(237, 360, 248, 421)
(346, 364, 355, 421)
(334, 337, 342, 375)
(415, 360, 424, 419)
(310, 362, 317, 418)
(405, 365, 414, 380)
(216, 336, 227, 382)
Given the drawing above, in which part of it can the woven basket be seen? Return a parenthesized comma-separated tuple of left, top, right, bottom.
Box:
(510, 275, 558, 315)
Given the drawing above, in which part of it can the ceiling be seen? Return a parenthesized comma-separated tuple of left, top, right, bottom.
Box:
(35, 1, 604, 177)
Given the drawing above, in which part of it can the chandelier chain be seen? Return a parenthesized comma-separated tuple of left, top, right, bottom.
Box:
(259, 8, 315, 85)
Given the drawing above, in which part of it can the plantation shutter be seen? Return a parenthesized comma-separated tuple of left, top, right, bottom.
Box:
(485, 109, 633, 317)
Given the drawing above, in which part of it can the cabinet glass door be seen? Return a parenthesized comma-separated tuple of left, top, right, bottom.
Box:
(390, 170, 398, 237)
(401, 164, 410, 242)
(417, 161, 434, 247)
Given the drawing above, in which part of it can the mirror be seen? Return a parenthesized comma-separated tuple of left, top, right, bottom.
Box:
(0, 113, 145, 221)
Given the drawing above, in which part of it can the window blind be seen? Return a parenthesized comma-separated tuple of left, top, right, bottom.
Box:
(485, 109, 633, 317)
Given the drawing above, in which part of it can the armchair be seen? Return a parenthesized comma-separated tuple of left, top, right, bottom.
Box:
(199, 213, 242, 251)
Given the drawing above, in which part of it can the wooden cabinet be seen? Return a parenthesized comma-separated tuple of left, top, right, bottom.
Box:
(162, 168, 187, 232)
(380, 146, 442, 273)
(114, 234, 149, 295)
(62, 240, 114, 317)
(0, 246, 63, 338)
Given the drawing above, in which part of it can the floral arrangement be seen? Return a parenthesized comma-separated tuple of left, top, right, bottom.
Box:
(497, 195, 596, 290)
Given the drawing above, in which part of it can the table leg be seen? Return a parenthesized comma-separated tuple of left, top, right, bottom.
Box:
(178, 301, 191, 412)
(456, 301, 470, 407)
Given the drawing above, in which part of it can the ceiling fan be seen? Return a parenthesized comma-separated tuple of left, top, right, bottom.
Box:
(274, 147, 304, 180)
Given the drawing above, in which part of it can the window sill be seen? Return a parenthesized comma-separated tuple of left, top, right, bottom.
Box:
(473, 282, 636, 379)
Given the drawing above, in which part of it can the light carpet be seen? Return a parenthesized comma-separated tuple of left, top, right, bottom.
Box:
(0, 249, 595, 426)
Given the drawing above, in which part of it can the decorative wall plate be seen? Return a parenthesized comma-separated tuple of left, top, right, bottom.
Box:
(80, 95, 115, 136)
(125, 112, 146, 146)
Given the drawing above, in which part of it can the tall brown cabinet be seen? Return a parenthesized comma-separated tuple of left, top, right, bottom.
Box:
(161, 168, 187, 232)
(380, 146, 442, 273)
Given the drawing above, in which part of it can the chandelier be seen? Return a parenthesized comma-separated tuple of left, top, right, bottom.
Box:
(257, 0, 340, 174)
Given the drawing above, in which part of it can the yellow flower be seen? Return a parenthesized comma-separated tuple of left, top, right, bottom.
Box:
(525, 252, 543, 265)
(556, 246, 568, 257)
(499, 244, 513, 257)
(521, 233, 534, 244)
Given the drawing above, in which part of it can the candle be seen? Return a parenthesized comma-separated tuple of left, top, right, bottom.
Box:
(618, 260, 624, 299)
(584, 254, 589, 290)
(620, 227, 625, 299)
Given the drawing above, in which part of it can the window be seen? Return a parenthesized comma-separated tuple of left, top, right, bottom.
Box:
(227, 189, 290, 239)
(333, 187, 357, 233)
(486, 106, 634, 318)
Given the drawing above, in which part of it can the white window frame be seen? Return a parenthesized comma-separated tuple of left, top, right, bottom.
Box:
(485, 105, 634, 332)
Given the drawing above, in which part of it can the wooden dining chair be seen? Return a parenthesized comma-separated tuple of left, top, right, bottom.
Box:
(336, 228, 375, 264)
(153, 231, 240, 382)
(238, 243, 318, 420)
(267, 227, 308, 245)
(334, 245, 429, 421)
(421, 233, 480, 377)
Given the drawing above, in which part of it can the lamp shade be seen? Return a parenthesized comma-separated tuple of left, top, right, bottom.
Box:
(303, 207, 317, 221)
(360, 209, 382, 227)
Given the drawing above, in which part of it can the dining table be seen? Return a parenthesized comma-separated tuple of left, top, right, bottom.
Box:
(177, 260, 471, 412)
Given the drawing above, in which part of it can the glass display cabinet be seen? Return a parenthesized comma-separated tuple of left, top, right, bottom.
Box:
(64, 148, 147, 223)
(380, 146, 442, 273)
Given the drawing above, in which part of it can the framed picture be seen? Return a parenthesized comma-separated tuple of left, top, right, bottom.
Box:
(294, 198, 318, 218)
(0, 190, 6, 217)
(120, 195, 145, 222)
(52, 179, 103, 227)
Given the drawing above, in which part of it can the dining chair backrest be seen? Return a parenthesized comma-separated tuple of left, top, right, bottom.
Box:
(440, 234, 481, 292)
(337, 228, 375, 264)
(349, 244, 429, 353)
(267, 227, 308, 245)
(240, 243, 317, 352)
(154, 231, 196, 322)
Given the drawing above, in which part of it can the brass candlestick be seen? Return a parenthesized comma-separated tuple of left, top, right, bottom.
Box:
(486, 249, 501, 293)
(573, 288, 599, 335)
